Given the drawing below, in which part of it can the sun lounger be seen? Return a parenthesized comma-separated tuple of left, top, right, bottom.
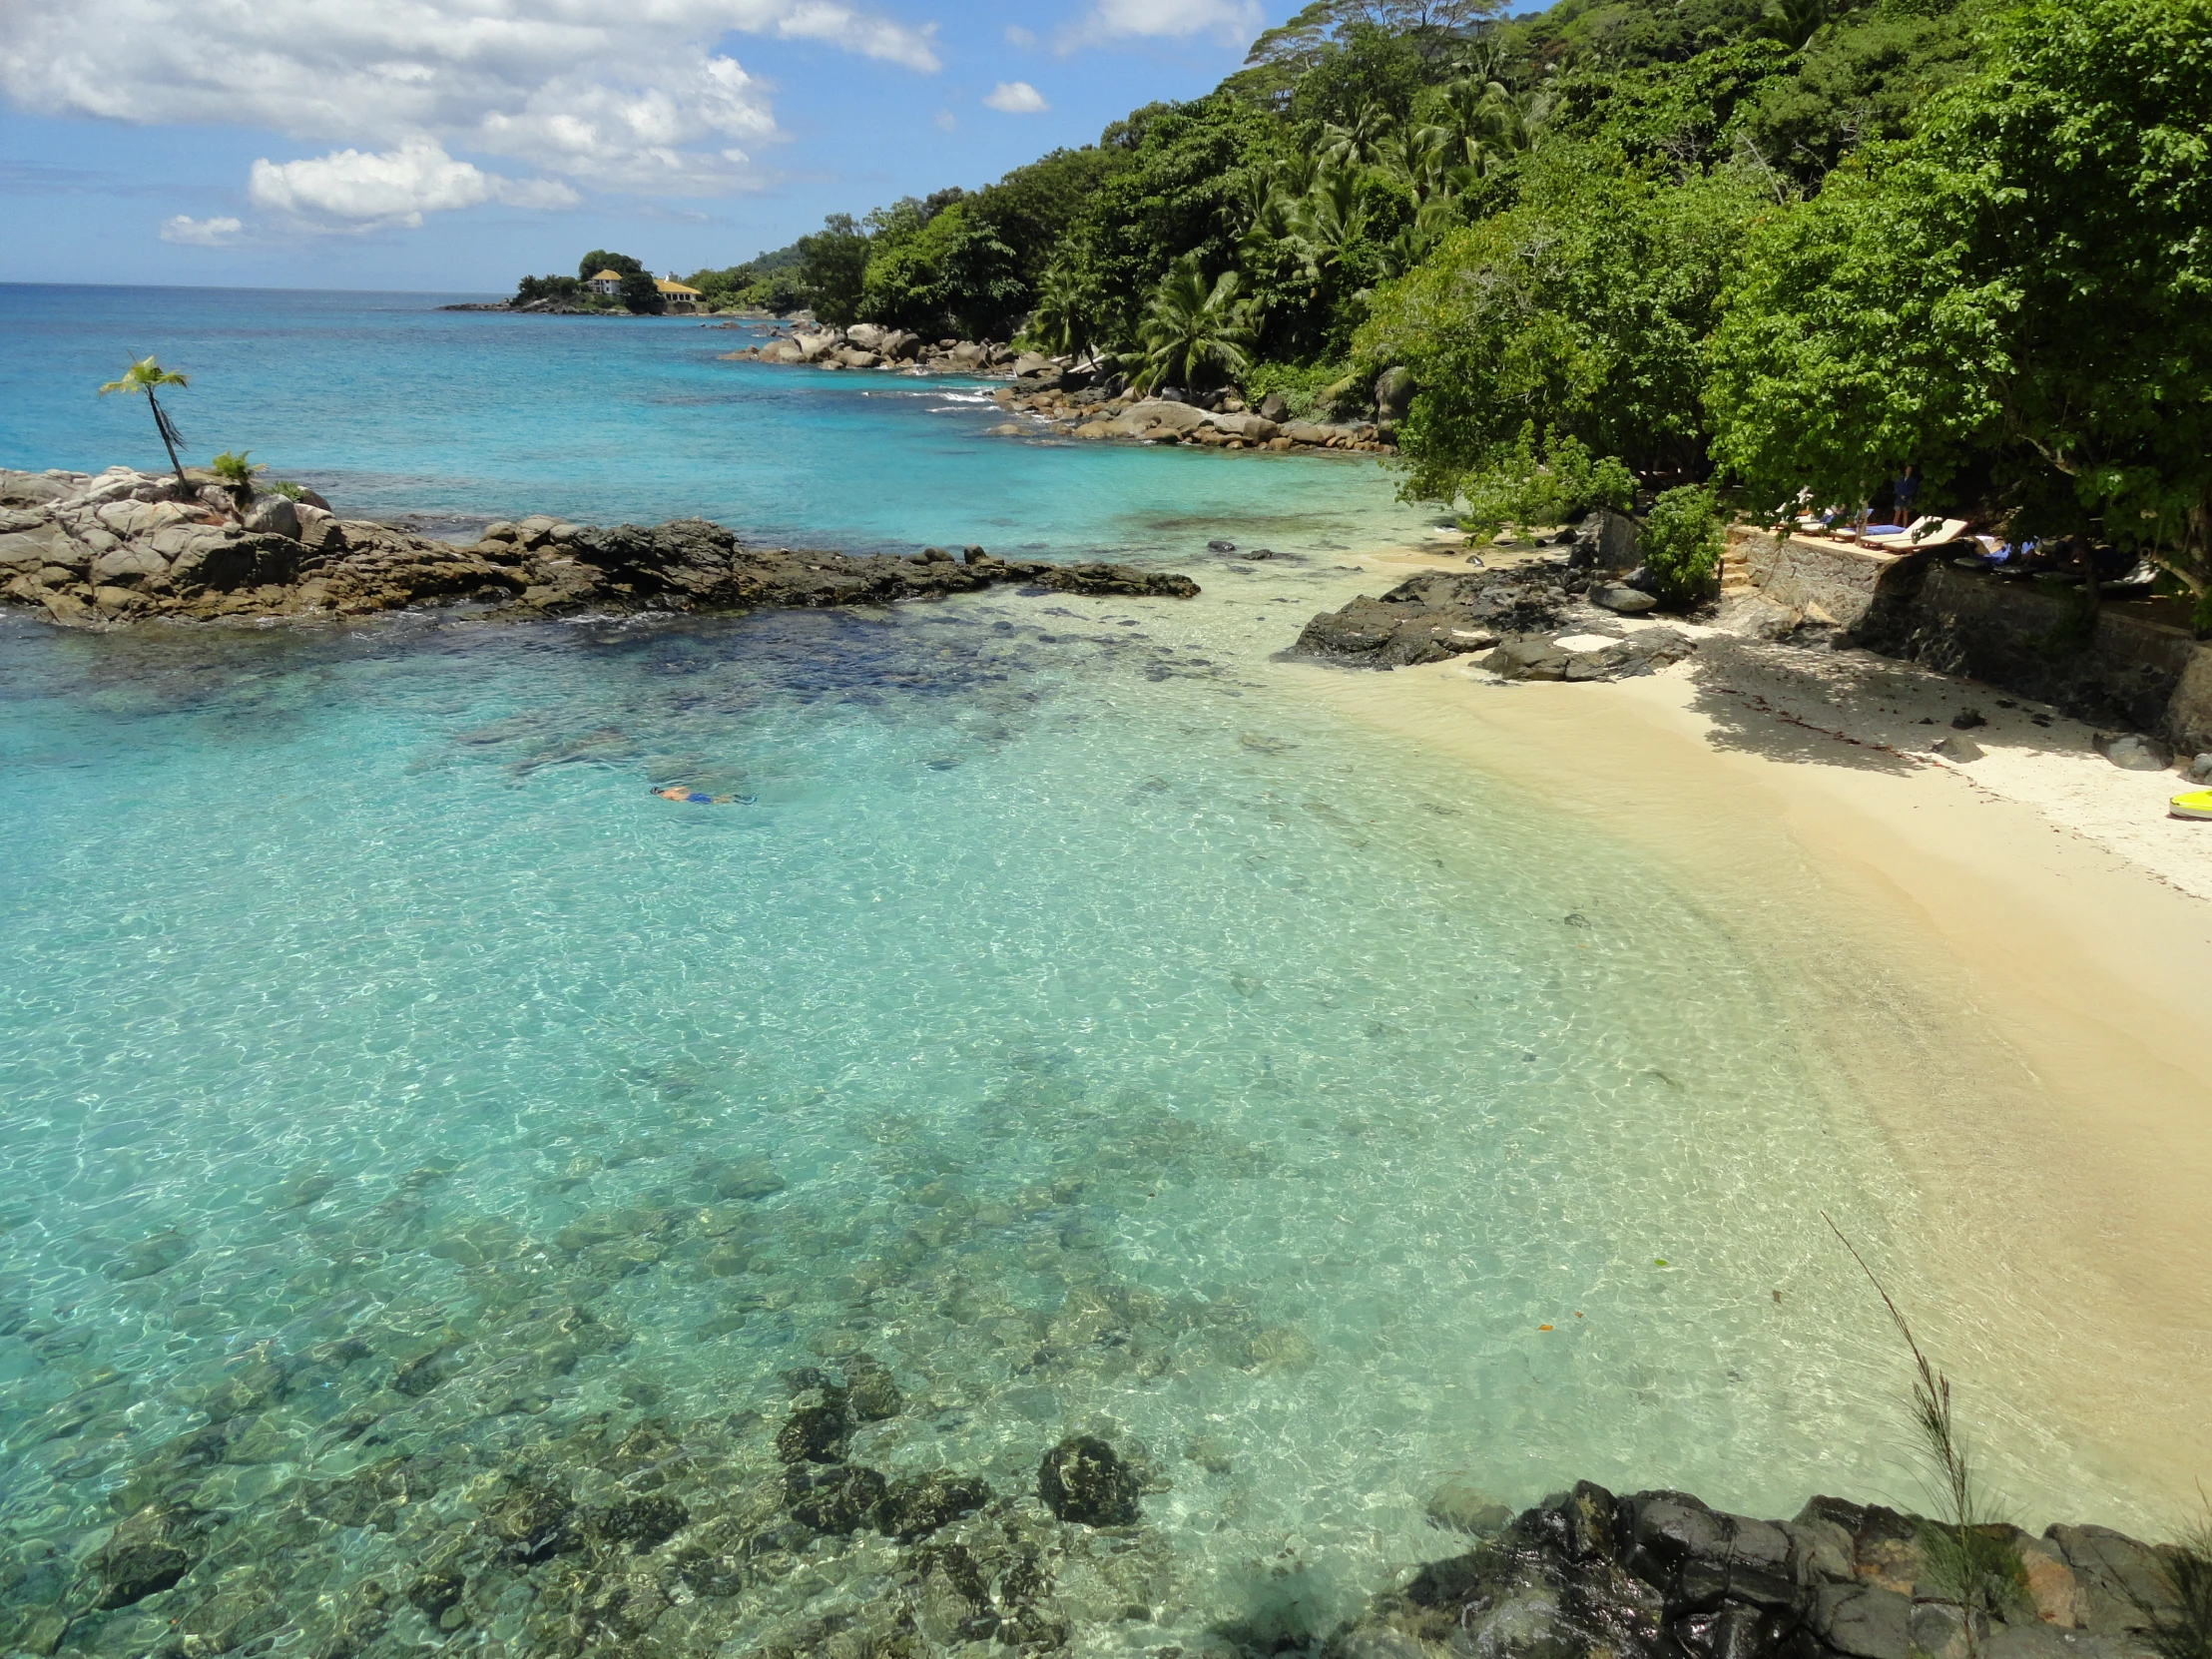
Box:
(1864, 516, 1967, 550)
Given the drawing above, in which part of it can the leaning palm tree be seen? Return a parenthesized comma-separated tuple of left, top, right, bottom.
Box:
(98, 356, 191, 488)
(1132, 259, 1258, 396)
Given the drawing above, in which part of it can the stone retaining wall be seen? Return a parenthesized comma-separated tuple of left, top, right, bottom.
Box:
(1733, 528, 2212, 753)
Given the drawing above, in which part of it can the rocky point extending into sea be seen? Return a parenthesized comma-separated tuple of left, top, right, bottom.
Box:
(717, 325, 1401, 456)
(0, 467, 1199, 630)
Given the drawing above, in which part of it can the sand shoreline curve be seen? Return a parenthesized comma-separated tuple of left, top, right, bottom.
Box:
(1275, 558, 2212, 1521)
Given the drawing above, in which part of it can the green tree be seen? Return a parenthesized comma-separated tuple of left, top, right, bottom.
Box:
(1055, 96, 1284, 346)
(1361, 144, 1766, 502)
(97, 355, 191, 488)
(1638, 483, 1725, 601)
(1708, 0, 2212, 601)
(578, 250, 645, 281)
(859, 200, 1028, 337)
(797, 214, 871, 326)
(617, 269, 666, 314)
(515, 274, 583, 304)
(1132, 258, 1260, 393)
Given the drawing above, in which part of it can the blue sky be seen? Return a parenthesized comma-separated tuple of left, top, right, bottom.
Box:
(0, 0, 1302, 293)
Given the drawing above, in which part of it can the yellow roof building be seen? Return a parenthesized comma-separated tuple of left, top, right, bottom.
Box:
(656, 279, 702, 297)
(589, 269, 626, 282)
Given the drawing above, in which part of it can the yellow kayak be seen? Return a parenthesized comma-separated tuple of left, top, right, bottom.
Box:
(2171, 790, 2212, 821)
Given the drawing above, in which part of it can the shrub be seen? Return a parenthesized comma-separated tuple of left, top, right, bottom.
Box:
(210, 450, 264, 493)
(1242, 360, 1349, 418)
(1457, 424, 1636, 537)
(1639, 484, 1724, 603)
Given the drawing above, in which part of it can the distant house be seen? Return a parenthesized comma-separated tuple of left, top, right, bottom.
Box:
(585, 269, 626, 296)
(656, 277, 703, 312)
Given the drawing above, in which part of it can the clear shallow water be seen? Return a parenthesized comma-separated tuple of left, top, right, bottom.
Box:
(0, 283, 1427, 557)
(0, 588, 2013, 1657)
(0, 289, 2152, 1659)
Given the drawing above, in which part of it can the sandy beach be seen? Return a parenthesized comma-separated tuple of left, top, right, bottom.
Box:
(1286, 544, 2212, 1523)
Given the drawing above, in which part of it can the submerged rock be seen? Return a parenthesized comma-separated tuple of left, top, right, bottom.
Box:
(876, 1471, 994, 1541)
(776, 1385, 851, 1463)
(784, 1462, 886, 1533)
(89, 1503, 201, 1608)
(841, 1354, 904, 1421)
(1036, 1435, 1142, 1527)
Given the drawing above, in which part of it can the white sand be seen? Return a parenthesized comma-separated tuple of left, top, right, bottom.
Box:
(1284, 543, 2212, 1519)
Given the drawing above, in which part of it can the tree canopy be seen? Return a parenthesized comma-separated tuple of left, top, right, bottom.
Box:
(557, 0, 2212, 602)
(1709, 0, 2212, 590)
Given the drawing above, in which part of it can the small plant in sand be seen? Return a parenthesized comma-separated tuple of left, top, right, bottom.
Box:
(1826, 1214, 2027, 1651)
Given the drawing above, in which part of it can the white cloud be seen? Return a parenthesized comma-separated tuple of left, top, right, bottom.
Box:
(934, 109, 957, 131)
(0, 0, 942, 213)
(159, 214, 242, 245)
(249, 142, 579, 230)
(1060, 0, 1261, 49)
(982, 80, 1048, 114)
(1004, 23, 1036, 47)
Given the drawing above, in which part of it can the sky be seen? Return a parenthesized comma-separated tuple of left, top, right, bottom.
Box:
(0, 0, 1306, 293)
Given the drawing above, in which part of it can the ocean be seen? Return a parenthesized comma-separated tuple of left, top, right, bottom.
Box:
(0, 285, 2155, 1659)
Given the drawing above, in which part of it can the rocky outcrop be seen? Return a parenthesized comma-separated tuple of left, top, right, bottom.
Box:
(719, 326, 1010, 375)
(1021, 388, 1392, 455)
(1324, 1481, 2193, 1659)
(0, 468, 1198, 629)
(1292, 535, 1699, 680)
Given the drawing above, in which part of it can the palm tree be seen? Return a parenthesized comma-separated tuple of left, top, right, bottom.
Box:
(1132, 258, 1258, 395)
(1029, 265, 1099, 360)
(1759, 0, 1832, 49)
(1378, 125, 1448, 202)
(97, 356, 191, 488)
(1295, 168, 1371, 277)
(1321, 101, 1396, 170)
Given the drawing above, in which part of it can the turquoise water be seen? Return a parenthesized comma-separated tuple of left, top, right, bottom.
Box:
(0, 288, 2149, 1659)
(0, 283, 1425, 556)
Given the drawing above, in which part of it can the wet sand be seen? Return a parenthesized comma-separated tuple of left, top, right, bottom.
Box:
(1284, 574, 2212, 1523)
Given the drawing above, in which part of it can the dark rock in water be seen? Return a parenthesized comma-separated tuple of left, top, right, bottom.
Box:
(591, 1493, 690, 1552)
(90, 1503, 200, 1608)
(716, 1154, 786, 1201)
(1208, 539, 1237, 552)
(481, 1478, 582, 1562)
(776, 1386, 851, 1463)
(1036, 1435, 1141, 1526)
(876, 1471, 994, 1540)
(785, 1462, 886, 1533)
(406, 1569, 466, 1619)
(842, 1355, 903, 1421)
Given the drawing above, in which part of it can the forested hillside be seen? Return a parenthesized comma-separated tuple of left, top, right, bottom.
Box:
(768, 0, 2212, 611)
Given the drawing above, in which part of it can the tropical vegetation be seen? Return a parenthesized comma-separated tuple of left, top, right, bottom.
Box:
(507, 0, 2212, 611)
